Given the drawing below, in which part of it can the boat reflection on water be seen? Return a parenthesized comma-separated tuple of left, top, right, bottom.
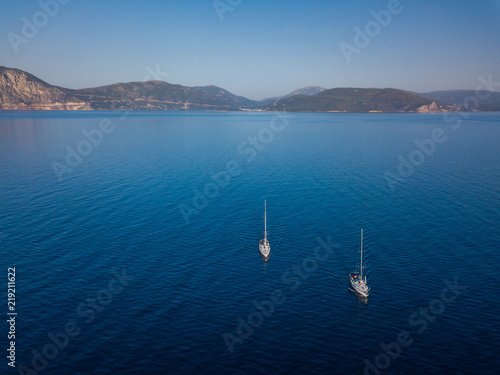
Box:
(260, 252, 271, 262)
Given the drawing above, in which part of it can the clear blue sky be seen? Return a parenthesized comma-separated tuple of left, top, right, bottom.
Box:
(1, 0, 499, 100)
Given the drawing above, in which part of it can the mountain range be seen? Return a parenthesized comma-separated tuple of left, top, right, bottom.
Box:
(1, 66, 499, 112)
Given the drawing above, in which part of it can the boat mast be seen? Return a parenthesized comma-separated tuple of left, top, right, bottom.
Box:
(360, 228, 364, 280)
(264, 200, 267, 241)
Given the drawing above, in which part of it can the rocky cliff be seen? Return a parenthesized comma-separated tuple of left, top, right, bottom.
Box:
(0, 67, 91, 110)
(416, 102, 440, 113)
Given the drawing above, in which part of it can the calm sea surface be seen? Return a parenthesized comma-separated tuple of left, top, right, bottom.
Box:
(1, 111, 499, 374)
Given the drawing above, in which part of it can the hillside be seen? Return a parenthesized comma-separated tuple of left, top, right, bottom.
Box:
(0, 66, 91, 110)
(193, 85, 258, 108)
(259, 86, 326, 105)
(281, 86, 326, 100)
(420, 90, 500, 110)
(264, 88, 448, 113)
(64, 81, 256, 110)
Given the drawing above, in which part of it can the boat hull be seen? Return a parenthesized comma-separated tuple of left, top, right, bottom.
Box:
(350, 279, 370, 297)
(259, 244, 270, 259)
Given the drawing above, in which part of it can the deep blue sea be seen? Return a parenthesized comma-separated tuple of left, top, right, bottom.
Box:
(1, 111, 499, 375)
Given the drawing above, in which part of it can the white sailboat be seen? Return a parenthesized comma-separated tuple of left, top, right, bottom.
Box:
(349, 228, 370, 297)
(259, 200, 271, 260)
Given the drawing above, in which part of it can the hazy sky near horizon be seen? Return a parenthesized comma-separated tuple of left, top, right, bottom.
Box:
(1, 0, 499, 100)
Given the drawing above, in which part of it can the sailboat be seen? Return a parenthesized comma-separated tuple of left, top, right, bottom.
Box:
(259, 200, 271, 260)
(349, 228, 370, 297)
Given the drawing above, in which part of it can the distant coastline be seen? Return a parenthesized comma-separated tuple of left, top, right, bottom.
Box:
(1, 66, 499, 113)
